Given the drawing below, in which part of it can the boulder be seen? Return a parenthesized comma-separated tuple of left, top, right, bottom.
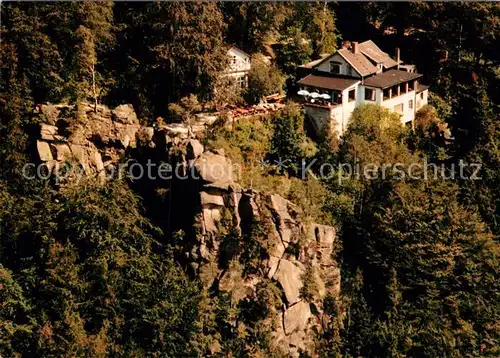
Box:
(200, 191, 225, 207)
(283, 301, 312, 335)
(195, 113, 218, 125)
(40, 124, 59, 141)
(202, 207, 222, 233)
(115, 123, 141, 148)
(91, 151, 104, 172)
(186, 139, 204, 160)
(50, 143, 71, 162)
(111, 104, 138, 124)
(37, 140, 53, 161)
(273, 259, 304, 305)
(69, 144, 88, 169)
(193, 152, 233, 184)
(163, 124, 189, 138)
(40, 104, 60, 125)
(267, 194, 301, 244)
(311, 224, 335, 246)
(266, 256, 281, 279)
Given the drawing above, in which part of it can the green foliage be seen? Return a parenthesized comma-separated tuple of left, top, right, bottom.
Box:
(269, 102, 317, 176)
(300, 265, 319, 302)
(277, 3, 338, 68)
(428, 92, 452, 121)
(168, 94, 202, 122)
(0, 2, 113, 104)
(338, 104, 412, 184)
(0, 179, 202, 356)
(1, 3, 500, 356)
(369, 180, 499, 356)
(406, 104, 451, 161)
(221, 3, 287, 53)
(276, 28, 313, 75)
(211, 74, 245, 111)
(103, 2, 229, 117)
(318, 101, 500, 356)
(245, 58, 286, 105)
(206, 114, 331, 226)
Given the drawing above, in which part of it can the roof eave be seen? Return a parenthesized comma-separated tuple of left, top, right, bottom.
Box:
(380, 74, 423, 89)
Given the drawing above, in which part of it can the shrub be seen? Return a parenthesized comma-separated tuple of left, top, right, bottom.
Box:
(245, 58, 285, 105)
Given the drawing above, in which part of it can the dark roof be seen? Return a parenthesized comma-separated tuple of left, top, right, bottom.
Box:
(417, 84, 429, 93)
(297, 74, 360, 91)
(362, 70, 422, 89)
(358, 40, 398, 69)
(337, 48, 379, 76)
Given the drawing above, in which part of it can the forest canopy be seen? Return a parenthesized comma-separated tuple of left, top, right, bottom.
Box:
(1, 2, 499, 357)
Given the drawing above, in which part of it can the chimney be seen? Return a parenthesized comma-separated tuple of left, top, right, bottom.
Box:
(352, 41, 359, 54)
(396, 47, 400, 70)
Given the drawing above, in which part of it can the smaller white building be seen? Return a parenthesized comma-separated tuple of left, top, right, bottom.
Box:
(224, 46, 251, 88)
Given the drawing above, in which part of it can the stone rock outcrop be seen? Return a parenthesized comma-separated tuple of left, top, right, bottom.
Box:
(193, 152, 234, 185)
(187, 139, 204, 160)
(34, 102, 146, 176)
(111, 104, 138, 124)
(284, 301, 312, 335)
(273, 259, 304, 305)
(37, 140, 53, 162)
(188, 177, 340, 357)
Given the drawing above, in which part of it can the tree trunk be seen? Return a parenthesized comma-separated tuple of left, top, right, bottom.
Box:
(91, 62, 97, 113)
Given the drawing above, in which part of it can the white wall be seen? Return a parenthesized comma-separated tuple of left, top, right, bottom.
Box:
(380, 90, 417, 123)
(330, 105, 344, 136)
(357, 86, 382, 106)
(315, 53, 360, 78)
(416, 89, 428, 110)
(227, 48, 251, 73)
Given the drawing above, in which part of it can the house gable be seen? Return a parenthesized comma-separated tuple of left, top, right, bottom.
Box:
(228, 47, 250, 60)
(227, 47, 251, 74)
(314, 53, 361, 78)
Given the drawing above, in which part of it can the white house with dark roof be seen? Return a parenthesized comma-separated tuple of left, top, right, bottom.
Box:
(297, 40, 428, 136)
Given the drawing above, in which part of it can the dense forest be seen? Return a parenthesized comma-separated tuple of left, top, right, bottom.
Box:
(1, 2, 499, 357)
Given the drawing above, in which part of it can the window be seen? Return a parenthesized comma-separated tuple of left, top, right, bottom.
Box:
(236, 76, 246, 88)
(408, 81, 415, 91)
(420, 92, 424, 100)
(409, 99, 413, 109)
(383, 88, 391, 100)
(348, 89, 356, 102)
(347, 66, 353, 76)
(332, 91, 342, 104)
(365, 88, 375, 101)
(393, 103, 404, 113)
(392, 85, 400, 97)
(232, 56, 237, 65)
(329, 61, 341, 74)
(400, 83, 406, 94)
